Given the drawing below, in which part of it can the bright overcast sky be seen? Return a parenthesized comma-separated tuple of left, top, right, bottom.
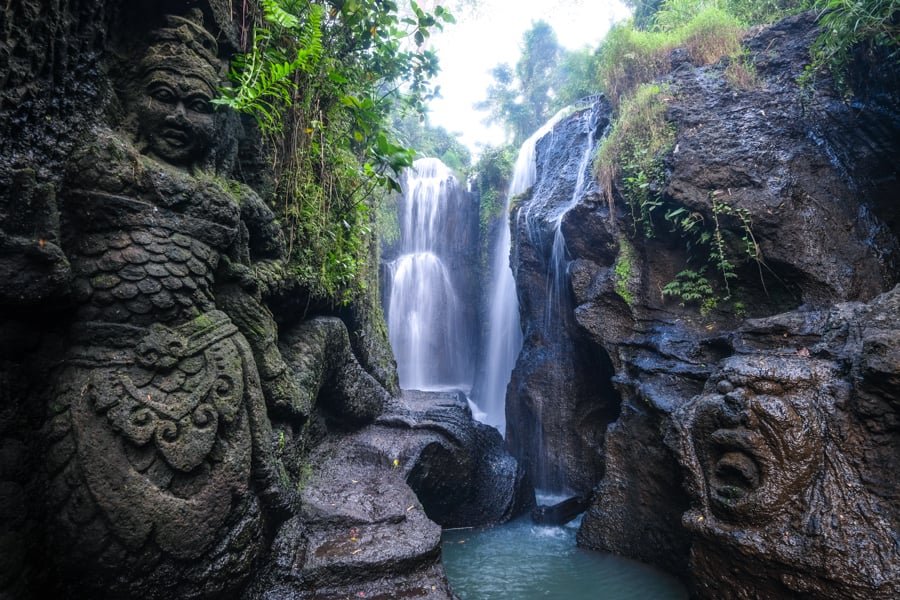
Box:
(425, 0, 632, 155)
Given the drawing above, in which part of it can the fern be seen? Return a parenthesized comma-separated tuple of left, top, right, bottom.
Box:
(262, 0, 300, 29)
(214, 1, 324, 133)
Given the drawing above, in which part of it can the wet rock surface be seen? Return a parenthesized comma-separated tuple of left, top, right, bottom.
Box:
(246, 389, 530, 599)
(531, 493, 590, 526)
(506, 101, 620, 493)
(508, 10, 899, 599)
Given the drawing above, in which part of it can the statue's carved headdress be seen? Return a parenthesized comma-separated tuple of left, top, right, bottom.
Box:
(140, 9, 222, 91)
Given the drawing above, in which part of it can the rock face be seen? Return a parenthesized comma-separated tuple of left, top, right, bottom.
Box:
(506, 10, 899, 598)
(0, 1, 527, 598)
(669, 291, 900, 598)
(506, 101, 620, 493)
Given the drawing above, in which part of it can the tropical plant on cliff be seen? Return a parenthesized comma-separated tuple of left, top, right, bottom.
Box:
(593, 0, 795, 313)
(218, 0, 454, 304)
(805, 0, 900, 92)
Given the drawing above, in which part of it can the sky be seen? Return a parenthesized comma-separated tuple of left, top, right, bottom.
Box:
(424, 0, 632, 155)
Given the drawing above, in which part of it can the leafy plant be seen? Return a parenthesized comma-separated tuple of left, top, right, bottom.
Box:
(595, 84, 676, 236)
(660, 194, 763, 313)
(219, 0, 454, 304)
(614, 240, 638, 305)
(724, 49, 759, 88)
(805, 0, 900, 92)
(214, 1, 324, 132)
(662, 268, 718, 314)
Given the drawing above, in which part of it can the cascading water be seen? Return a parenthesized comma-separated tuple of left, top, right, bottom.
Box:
(543, 112, 597, 331)
(476, 108, 575, 434)
(386, 158, 474, 391)
(504, 102, 607, 491)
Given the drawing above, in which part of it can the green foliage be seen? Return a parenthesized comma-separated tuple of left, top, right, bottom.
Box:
(477, 21, 563, 145)
(632, 0, 806, 30)
(724, 49, 759, 88)
(678, 6, 743, 62)
(473, 144, 517, 232)
(661, 268, 718, 314)
(805, 0, 900, 92)
(595, 24, 676, 106)
(614, 239, 638, 305)
(392, 111, 472, 172)
(624, 0, 667, 29)
(595, 82, 764, 315)
(551, 48, 603, 109)
(214, 2, 324, 132)
(472, 143, 517, 279)
(595, 84, 676, 236)
(659, 194, 762, 312)
(220, 0, 454, 304)
(375, 190, 400, 248)
(721, 0, 807, 25)
(517, 22, 562, 134)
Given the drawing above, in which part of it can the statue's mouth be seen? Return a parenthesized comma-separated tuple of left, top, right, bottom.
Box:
(161, 128, 189, 148)
(708, 428, 763, 505)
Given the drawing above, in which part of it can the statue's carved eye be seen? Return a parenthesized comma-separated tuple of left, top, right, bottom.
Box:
(150, 86, 176, 103)
(188, 97, 212, 114)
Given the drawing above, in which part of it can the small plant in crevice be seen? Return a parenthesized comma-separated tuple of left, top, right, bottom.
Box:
(662, 268, 718, 314)
(614, 239, 638, 306)
(659, 192, 764, 314)
(724, 50, 759, 89)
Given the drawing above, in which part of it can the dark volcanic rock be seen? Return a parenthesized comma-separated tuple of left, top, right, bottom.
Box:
(372, 390, 534, 528)
(531, 493, 590, 526)
(246, 390, 531, 599)
(506, 101, 620, 493)
(669, 287, 900, 599)
(664, 11, 898, 308)
(244, 442, 452, 600)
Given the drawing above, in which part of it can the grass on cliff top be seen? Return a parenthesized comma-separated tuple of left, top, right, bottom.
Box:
(596, 5, 745, 105)
(595, 83, 676, 236)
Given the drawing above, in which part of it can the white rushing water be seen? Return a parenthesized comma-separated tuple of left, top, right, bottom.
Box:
(477, 108, 574, 434)
(386, 158, 471, 391)
(544, 110, 596, 329)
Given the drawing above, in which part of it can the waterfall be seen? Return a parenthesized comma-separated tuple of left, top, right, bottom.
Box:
(544, 112, 596, 330)
(494, 102, 604, 491)
(477, 108, 574, 434)
(386, 158, 473, 391)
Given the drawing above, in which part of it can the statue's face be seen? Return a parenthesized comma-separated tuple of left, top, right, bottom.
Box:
(684, 356, 827, 523)
(136, 69, 216, 167)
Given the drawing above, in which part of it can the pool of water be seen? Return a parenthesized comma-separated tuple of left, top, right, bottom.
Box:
(442, 517, 688, 599)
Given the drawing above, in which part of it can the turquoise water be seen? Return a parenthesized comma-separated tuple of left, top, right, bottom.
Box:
(442, 518, 688, 599)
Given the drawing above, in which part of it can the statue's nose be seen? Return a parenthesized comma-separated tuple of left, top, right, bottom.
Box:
(171, 101, 187, 118)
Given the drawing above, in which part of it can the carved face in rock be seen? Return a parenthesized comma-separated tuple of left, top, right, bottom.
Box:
(130, 11, 222, 169)
(136, 67, 216, 167)
(678, 355, 831, 524)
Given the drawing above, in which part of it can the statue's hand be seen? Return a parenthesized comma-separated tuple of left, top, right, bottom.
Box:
(218, 254, 259, 294)
(0, 170, 71, 302)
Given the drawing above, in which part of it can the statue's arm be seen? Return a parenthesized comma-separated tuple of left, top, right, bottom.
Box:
(0, 170, 71, 304)
(236, 184, 292, 299)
